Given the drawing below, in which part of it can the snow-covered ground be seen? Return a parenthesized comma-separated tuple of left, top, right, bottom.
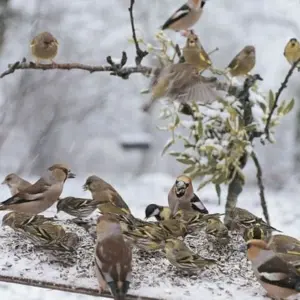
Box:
(0, 174, 299, 300)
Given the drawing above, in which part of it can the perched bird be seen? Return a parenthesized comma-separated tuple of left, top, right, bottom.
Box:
(245, 239, 300, 299)
(205, 217, 229, 246)
(56, 197, 99, 219)
(1, 173, 32, 196)
(0, 164, 75, 215)
(168, 175, 208, 217)
(226, 45, 256, 77)
(164, 238, 216, 271)
(95, 214, 132, 299)
(144, 204, 172, 221)
(143, 63, 222, 112)
(268, 234, 300, 256)
(30, 32, 59, 65)
(83, 175, 131, 215)
(243, 223, 271, 242)
(122, 219, 187, 252)
(229, 207, 280, 234)
(161, 0, 207, 32)
(284, 38, 300, 70)
(19, 222, 78, 251)
(2, 211, 54, 229)
(182, 30, 212, 72)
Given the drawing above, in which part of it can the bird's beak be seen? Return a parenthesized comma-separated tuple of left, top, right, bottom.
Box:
(67, 172, 76, 179)
(82, 184, 88, 191)
(1, 180, 6, 185)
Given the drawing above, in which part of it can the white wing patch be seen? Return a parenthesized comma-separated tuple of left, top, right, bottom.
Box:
(260, 272, 287, 281)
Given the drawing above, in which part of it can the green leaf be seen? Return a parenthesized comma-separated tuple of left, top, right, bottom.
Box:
(268, 90, 275, 109)
(176, 158, 195, 165)
(215, 184, 221, 206)
(197, 120, 203, 138)
(283, 98, 295, 115)
(184, 165, 197, 174)
(161, 139, 174, 156)
(277, 100, 286, 115)
(140, 89, 150, 94)
(174, 114, 180, 127)
(169, 151, 182, 157)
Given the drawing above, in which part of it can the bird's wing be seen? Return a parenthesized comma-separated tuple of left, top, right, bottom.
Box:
(161, 4, 190, 30)
(95, 236, 132, 283)
(106, 190, 131, 212)
(1, 178, 50, 206)
(190, 193, 208, 214)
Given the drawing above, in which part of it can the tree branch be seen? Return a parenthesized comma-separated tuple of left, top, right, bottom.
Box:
(251, 150, 270, 225)
(264, 58, 300, 140)
(0, 57, 152, 79)
(0, 274, 159, 300)
(128, 0, 148, 65)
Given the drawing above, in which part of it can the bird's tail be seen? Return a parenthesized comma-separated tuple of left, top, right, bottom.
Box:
(108, 281, 130, 300)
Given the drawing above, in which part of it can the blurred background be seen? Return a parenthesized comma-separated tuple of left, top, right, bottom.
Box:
(0, 0, 300, 298)
(0, 0, 299, 187)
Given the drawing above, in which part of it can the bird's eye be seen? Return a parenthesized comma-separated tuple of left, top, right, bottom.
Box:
(247, 243, 251, 249)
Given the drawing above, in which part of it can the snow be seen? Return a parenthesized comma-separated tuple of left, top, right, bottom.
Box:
(0, 174, 299, 299)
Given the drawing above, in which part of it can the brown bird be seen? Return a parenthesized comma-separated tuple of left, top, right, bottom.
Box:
(95, 214, 132, 299)
(83, 175, 131, 215)
(56, 197, 99, 219)
(226, 45, 256, 77)
(268, 234, 300, 256)
(0, 164, 75, 215)
(143, 63, 222, 112)
(168, 175, 208, 217)
(246, 239, 300, 299)
(2, 173, 32, 196)
(30, 32, 59, 65)
(2, 211, 54, 229)
(182, 30, 212, 72)
(161, 0, 207, 32)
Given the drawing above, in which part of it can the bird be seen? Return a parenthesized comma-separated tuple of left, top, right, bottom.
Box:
(182, 30, 212, 72)
(284, 38, 300, 70)
(0, 164, 75, 215)
(160, 0, 207, 32)
(1, 173, 32, 196)
(168, 175, 208, 217)
(18, 222, 78, 251)
(30, 32, 59, 65)
(95, 214, 132, 299)
(83, 175, 131, 215)
(229, 207, 280, 234)
(143, 63, 221, 112)
(205, 217, 229, 246)
(144, 204, 172, 221)
(56, 197, 99, 219)
(245, 239, 300, 299)
(267, 234, 300, 256)
(226, 45, 256, 77)
(122, 218, 187, 252)
(164, 238, 216, 271)
(2, 211, 54, 229)
(243, 223, 271, 242)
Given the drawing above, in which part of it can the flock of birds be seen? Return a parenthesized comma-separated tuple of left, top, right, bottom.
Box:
(4, 0, 300, 299)
(0, 164, 300, 300)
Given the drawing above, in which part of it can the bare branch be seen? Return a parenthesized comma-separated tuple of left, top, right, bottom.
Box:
(264, 58, 300, 140)
(128, 0, 148, 65)
(0, 274, 159, 300)
(0, 57, 152, 79)
(251, 150, 270, 225)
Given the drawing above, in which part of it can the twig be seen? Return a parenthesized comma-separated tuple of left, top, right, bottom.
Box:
(251, 150, 270, 225)
(128, 0, 148, 65)
(0, 275, 161, 300)
(207, 47, 219, 56)
(264, 58, 300, 140)
(0, 57, 152, 79)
